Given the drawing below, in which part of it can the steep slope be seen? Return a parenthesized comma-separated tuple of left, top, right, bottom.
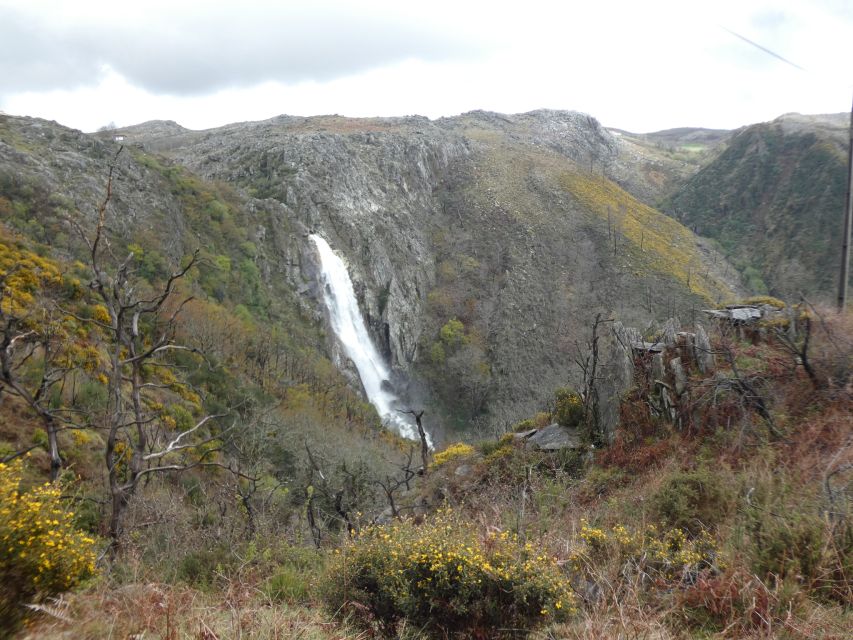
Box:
(608, 126, 732, 205)
(0, 112, 405, 506)
(664, 112, 849, 299)
(118, 109, 738, 433)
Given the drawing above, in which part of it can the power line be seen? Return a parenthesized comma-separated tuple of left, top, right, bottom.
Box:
(719, 26, 807, 72)
(721, 24, 851, 310)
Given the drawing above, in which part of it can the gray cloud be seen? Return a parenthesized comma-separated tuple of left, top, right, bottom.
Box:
(0, 11, 104, 93)
(0, 3, 488, 96)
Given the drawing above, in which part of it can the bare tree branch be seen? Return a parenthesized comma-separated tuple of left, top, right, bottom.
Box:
(142, 414, 228, 461)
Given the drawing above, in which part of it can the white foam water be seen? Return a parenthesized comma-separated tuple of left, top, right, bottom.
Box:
(310, 234, 429, 443)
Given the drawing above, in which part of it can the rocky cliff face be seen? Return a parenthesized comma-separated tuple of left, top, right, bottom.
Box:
(2, 110, 739, 437)
(0, 116, 186, 257)
(117, 110, 736, 432)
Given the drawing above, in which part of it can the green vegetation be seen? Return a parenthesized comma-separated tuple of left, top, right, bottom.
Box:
(561, 171, 729, 302)
(554, 387, 584, 428)
(665, 122, 849, 299)
(0, 137, 409, 635)
(322, 509, 575, 637)
(651, 466, 736, 534)
(1, 114, 850, 639)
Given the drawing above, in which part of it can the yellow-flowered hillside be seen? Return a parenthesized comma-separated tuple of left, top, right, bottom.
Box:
(561, 171, 730, 303)
(0, 236, 66, 317)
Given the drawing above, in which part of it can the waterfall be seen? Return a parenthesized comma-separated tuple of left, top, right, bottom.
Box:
(310, 234, 429, 444)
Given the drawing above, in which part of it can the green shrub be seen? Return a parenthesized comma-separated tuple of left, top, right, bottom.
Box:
(321, 509, 574, 637)
(513, 418, 536, 433)
(652, 467, 734, 534)
(580, 466, 627, 501)
(742, 492, 852, 602)
(438, 317, 466, 349)
(480, 436, 531, 482)
(747, 512, 824, 582)
(31, 428, 48, 451)
(0, 442, 14, 459)
(428, 341, 445, 365)
(263, 565, 311, 603)
(477, 434, 514, 459)
(74, 380, 108, 412)
(175, 545, 235, 587)
(553, 447, 586, 476)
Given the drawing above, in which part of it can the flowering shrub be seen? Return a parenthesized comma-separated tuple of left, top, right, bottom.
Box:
(432, 442, 475, 467)
(571, 519, 721, 581)
(554, 387, 584, 428)
(0, 238, 63, 316)
(0, 460, 98, 632)
(322, 509, 574, 637)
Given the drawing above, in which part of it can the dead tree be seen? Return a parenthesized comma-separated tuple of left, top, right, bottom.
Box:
(774, 315, 819, 387)
(304, 443, 355, 540)
(397, 445, 417, 490)
(573, 313, 613, 446)
(70, 148, 229, 544)
(0, 312, 61, 477)
(772, 301, 830, 389)
(374, 445, 418, 520)
(375, 474, 406, 519)
(399, 409, 430, 472)
(717, 346, 785, 441)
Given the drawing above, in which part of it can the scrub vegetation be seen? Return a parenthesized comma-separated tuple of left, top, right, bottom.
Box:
(0, 113, 850, 639)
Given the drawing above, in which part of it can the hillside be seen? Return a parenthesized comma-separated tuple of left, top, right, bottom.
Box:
(16, 299, 853, 640)
(664, 112, 850, 300)
(608, 125, 732, 205)
(109, 109, 739, 433)
(2, 108, 850, 639)
(0, 113, 411, 622)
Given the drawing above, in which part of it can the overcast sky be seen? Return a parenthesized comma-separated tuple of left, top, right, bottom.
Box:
(1, 0, 851, 133)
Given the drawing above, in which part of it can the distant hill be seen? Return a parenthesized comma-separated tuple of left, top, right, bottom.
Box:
(606, 126, 733, 206)
(663, 112, 849, 300)
(610, 126, 732, 149)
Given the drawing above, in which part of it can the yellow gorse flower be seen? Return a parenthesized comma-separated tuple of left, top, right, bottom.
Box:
(571, 519, 721, 580)
(0, 460, 98, 606)
(432, 442, 476, 467)
(326, 507, 577, 633)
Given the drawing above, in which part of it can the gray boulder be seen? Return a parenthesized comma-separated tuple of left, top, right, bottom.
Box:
(524, 423, 583, 451)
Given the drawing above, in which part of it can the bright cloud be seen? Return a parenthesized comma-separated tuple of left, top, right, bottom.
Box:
(1, 0, 851, 133)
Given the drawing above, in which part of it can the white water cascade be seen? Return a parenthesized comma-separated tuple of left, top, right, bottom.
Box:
(310, 234, 428, 443)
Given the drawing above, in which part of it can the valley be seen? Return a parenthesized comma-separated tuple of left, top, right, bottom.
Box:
(0, 107, 850, 639)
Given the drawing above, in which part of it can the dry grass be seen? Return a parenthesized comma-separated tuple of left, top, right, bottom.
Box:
(20, 579, 368, 640)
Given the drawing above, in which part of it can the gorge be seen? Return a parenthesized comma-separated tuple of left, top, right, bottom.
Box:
(1, 106, 850, 639)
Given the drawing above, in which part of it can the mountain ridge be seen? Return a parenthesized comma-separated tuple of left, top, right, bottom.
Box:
(2, 108, 739, 434)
